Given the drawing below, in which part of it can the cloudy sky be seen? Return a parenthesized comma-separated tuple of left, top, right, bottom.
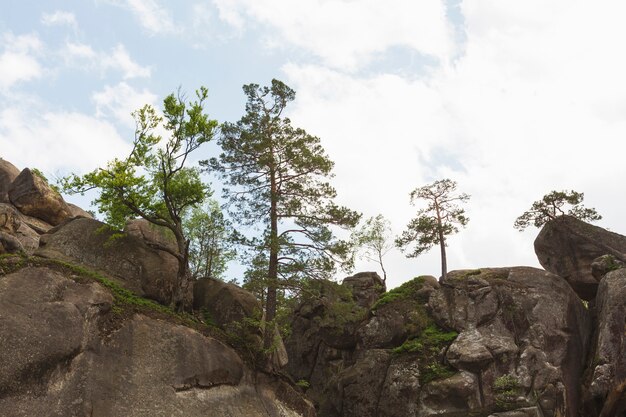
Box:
(2, 0, 625, 288)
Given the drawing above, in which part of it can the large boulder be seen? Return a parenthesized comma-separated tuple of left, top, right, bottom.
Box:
(342, 271, 386, 309)
(0, 265, 315, 417)
(534, 215, 626, 300)
(36, 217, 182, 306)
(8, 168, 72, 226)
(0, 158, 19, 203)
(430, 267, 591, 417)
(0, 203, 40, 254)
(582, 268, 626, 416)
(193, 277, 263, 328)
(124, 218, 177, 252)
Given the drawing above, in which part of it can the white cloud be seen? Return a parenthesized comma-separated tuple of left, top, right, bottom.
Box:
(62, 42, 151, 79)
(104, 44, 152, 79)
(93, 82, 158, 127)
(213, 0, 455, 71)
(276, 0, 626, 287)
(41, 10, 78, 32)
(0, 106, 131, 176)
(104, 0, 177, 35)
(0, 33, 43, 91)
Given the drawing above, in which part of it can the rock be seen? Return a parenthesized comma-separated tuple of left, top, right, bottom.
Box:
(0, 203, 40, 254)
(358, 297, 427, 349)
(194, 277, 263, 329)
(377, 355, 421, 417)
(430, 267, 591, 416)
(320, 349, 391, 417)
(591, 254, 624, 280)
(583, 268, 626, 414)
(342, 271, 386, 308)
(417, 371, 482, 416)
(534, 215, 626, 300)
(0, 231, 23, 254)
(9, 168, 72, 226)
(67, 203, 94, 219)
(0, 265, 315, 417)
(0, 158, 19, 203)
(36, 217, 182, 306)
(125, 218, 177, 252)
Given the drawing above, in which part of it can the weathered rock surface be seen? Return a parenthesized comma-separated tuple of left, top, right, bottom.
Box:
(36, 217, 182, 306)
(582, 268, 626, 416)
(9, 168, 72, 226)
(125, 218, 176, 252)
(0, 203, 40, 254)
(342, 271, 386, 308)
(286, 268, 592, 417)
(0, 265, 314, 417)
(0, 158, 19, 203)
(68, 202, 94, 219)
(534, 215, 626, 300)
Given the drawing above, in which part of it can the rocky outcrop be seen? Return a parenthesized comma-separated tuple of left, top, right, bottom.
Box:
(534, 215, 626, 300)
(125, 218, 176, 252)
(342, 271, 386, 308)
(286, 268, 591, 417)
(0, 203, 41, 254)
(9, 168, 72, 226)
(36, 217, 182, 306)
(582, 267, 626, 416)
(0, 264, 315, 417)
(0, 158, 19, 203)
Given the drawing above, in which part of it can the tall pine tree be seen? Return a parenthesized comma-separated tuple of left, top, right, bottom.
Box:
(205, 79, 360, 331)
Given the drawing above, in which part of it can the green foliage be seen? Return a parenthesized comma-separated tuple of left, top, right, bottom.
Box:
(205, 79, 360, 322)
(60, 88, 217, 310)
(184, 200, 236, 280)
(396, 179, 469, 278)
(493, 375, 523, 411)
(296, 379, 310, 389)
(392, 324, 458, 355)
(31, 168, 61, 194)
(419, 362, 457, 385)
(351, 214, 394, 282)
(514, 190, 602, 230)
(372, 275, 429, 310)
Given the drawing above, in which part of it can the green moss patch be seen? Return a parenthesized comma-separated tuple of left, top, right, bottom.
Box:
(0, 255, 225, 340)
(372, 275, 430, 310)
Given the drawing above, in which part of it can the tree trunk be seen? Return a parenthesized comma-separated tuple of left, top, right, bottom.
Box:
(172, 224, 191, 312)
(435, 202, 447, 280)
(265, 167, 279, 349)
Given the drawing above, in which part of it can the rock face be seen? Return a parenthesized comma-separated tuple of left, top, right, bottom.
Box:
(125, 218, 177, 252)
(582, 267, 626, 416)
(342, 271, 386, 308)
(534, 215, 626, 300)
(36, 217, 182, 306)
(286, 269, 591, 417)
(9, 168, 72, 226)
(0, 158, 19, 203)
(0, 265, 314, 417)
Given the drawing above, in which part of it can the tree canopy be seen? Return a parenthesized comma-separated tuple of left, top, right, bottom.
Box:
(61, 87, 217, 309)
(351, 214, 394, 283)
(514, 190, 602, 230)
(205, 79, 360, 328)
(395, 179, 469, 280)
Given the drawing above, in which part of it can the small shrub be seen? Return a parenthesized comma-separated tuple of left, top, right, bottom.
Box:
(296, 379, 310, 389)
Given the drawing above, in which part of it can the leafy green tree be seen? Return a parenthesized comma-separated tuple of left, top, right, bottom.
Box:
(185, 200, 236, 280)
(205, 79, 360, 332)
(395, 179, 469, 280)
(351, 214, 394, 283)
(61, 87, 217, 310)
(513, 190, 602, 230)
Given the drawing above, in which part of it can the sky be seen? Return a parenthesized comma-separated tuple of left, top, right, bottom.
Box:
(1, 0, 626, 289)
